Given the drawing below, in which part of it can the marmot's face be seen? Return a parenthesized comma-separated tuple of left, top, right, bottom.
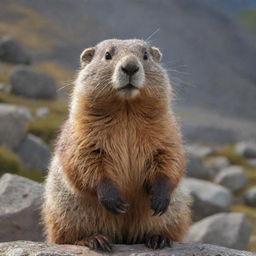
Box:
(78, 39, 169, 100)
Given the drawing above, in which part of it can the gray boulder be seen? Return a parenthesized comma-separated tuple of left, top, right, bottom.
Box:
(185, 213, 252, 250)
(186, 152, 211, 180)
(244, 186, 256, 207)
(36, 107, 49, 118)
(0, 174, 44, 242)
(16, 134, 51, 171)
(186, 144, 213, 158)
(182, 178, 233, 221)
(10, 68, 57, 99)
(0, 83, 4, 91)
(0, 241, 254, 256)
(235, 141, 256, 159)
(0, 104, 31, 150)
(214, 166, 248, 192)
(205, 156, 230, 175)
(0, 37, 31, 64)
(248, 159, 256, 168)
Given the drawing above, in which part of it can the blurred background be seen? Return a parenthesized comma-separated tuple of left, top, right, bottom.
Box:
(0, 0, 256, 252)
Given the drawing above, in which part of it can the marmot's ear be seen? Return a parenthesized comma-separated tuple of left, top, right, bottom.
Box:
(80, 47, 95, 67)
(150, 46, 162, 62)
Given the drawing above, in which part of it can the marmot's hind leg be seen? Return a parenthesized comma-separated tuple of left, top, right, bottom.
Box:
(75, 234, 112, 252)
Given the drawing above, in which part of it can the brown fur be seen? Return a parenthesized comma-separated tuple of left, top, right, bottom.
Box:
(42, 39, 191, 249)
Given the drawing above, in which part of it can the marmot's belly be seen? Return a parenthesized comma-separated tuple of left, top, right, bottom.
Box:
(67, 189, 153, 240)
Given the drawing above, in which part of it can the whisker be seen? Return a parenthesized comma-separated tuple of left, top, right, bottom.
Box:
(145, 28, 160, 43)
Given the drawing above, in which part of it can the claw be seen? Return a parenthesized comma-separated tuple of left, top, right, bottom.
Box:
(145, 235, 172, 250)
(96, 236, 112, 252)
(151, 197, 170, 216)
(76, 235, 113, 252)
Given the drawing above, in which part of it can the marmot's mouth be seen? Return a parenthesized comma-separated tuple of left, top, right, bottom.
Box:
(118, 83, 138, 91)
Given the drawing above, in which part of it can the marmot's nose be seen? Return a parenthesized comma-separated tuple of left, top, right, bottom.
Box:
(121, 63, 139, 77)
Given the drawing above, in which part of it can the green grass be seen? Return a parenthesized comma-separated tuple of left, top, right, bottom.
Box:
(0, 146, 22, 175)
(36, 61, 73, 83)
(0, 146, 45, 182)
(28, 112, 65, 145)
(17, 169, 46, 183)
(210, 144, 247, 166)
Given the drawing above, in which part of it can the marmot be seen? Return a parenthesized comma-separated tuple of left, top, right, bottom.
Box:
(42, 39, 191, 252)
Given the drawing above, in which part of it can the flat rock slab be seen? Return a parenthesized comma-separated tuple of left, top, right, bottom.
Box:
(0, 241, 254, 256)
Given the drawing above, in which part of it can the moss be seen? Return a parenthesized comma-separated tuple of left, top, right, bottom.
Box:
(0, 145, 46, 182)
(211, 144, 247, 166)
(0, 73, 10, 85)
(36, 61, 74, 85)
(28, 112, 65, 145)
(0, 146, 22, 175)
(17, 169, 46, 183)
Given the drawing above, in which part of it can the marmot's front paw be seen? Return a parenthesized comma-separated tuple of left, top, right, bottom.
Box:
(149, 175, 171, 216)
(150, 193, 170, 216)
(97, 178, 128, 214)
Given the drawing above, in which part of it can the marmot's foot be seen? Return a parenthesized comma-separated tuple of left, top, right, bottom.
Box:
(75, 234, 112, 252)
(145, 235, 172, 249)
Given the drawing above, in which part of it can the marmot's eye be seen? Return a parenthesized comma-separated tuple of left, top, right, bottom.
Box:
(105, 52, 112, 60)
(143, 52, 148, 60)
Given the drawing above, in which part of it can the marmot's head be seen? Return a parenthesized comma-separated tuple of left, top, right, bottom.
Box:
(75, 39, 170, 101)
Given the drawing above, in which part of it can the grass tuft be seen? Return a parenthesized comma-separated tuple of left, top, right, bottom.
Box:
(0, 146, 22, 175)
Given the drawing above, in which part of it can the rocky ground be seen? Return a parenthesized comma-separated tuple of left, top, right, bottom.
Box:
(0, 37, 256, 255)
(1, 241, 255, 256)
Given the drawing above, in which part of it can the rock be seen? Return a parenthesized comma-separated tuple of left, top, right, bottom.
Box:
(205, 156, 230, 175)
(0, 174, 44, 242)
(182, 178, 233, 221)
(16, 134, 51, 171)
(186, 144, 213, 158)
(235, 141, 256, 159)
(0, 104, 31, 150)
(0, 83, 4, 91)
(0, 37, 31, 64)
(244, 186, 256, 207)
(186, 152, 212, 180)
(0, 241, 254, 256)
(10, 68, 57, 99)
(248, 159, 256, 168)
(36, 107, 49, 118)
(185, 213, 252, 250)
(214, 166, 248, 192)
